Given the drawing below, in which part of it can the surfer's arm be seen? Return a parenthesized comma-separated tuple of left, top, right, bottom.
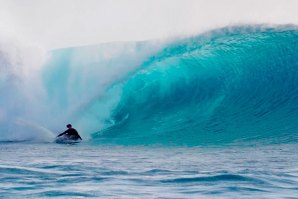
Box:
(73, 129, 82, 140)
(57, 131, 67, 137)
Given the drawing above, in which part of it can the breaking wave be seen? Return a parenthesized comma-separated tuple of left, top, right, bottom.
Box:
(1, 25, 298, 145)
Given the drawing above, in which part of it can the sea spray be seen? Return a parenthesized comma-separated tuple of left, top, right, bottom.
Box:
(0, 35, 48, 141)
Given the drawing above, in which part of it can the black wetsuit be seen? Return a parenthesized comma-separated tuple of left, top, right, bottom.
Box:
(58, 128, 82, 140)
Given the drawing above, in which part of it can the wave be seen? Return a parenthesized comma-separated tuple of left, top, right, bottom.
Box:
(1, 25, 298, 145)
(92, 25, 298, 145)
(161, 174, 265, 184)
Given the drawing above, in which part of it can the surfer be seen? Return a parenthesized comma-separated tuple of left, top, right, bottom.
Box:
(57, 124, 82, 140)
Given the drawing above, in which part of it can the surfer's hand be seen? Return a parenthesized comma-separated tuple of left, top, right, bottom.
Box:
(57, 133, 63, 137)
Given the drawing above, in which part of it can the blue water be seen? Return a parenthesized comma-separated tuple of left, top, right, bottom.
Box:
(1, 143, 298, 198)
(1, 25, 298, 198)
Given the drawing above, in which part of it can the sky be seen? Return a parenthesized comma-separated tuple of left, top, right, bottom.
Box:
(1, 0, 298, 49)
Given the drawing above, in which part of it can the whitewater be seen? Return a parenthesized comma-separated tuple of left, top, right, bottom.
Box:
(1, 25, 298, 198)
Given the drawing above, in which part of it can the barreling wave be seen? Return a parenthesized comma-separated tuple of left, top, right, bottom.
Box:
(92, 25, 298, 145)
(1, 25, 298, 145)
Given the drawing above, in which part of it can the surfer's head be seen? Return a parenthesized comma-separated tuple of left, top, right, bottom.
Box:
(66, 124, 72, 128)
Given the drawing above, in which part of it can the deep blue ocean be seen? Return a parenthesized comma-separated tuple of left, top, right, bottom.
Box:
(1, 25, 298, 198)
(1, 143, 298, 198)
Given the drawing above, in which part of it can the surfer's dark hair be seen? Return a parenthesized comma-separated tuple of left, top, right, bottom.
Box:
(67, 124, 72, 128)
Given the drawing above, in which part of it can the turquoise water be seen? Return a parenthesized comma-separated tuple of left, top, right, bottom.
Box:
(1, 143, 298, 198)
(94, 26, 298, 145)
(1, 25, 298, 198)
(1, 25, 298, 144)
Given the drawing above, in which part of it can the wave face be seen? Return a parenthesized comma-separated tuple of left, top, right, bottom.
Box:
(1, 25, 298, 145)
(92, 25, 298, 145)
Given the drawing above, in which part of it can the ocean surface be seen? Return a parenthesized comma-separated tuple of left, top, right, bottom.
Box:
(1, 142, 298, 198)
(1, 25, 298, 198)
